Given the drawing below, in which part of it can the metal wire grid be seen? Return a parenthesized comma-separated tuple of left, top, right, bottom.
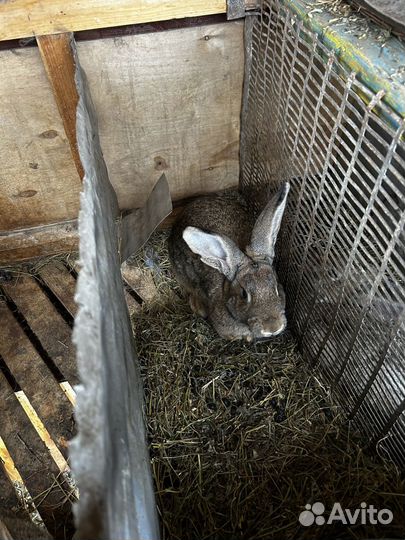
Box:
(240, 0, 405, 464)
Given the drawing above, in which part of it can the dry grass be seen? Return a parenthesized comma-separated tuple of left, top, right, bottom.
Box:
(306, 0, 394, 44)
(131, 231, 404, 540)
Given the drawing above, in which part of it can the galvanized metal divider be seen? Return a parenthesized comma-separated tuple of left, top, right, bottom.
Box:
(70, 36, 171, 539)
(240, 0, 405, 465)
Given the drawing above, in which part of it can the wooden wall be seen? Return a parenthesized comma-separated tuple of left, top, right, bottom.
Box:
(0, 20, 244, 262)
(0, 48, 82, 231)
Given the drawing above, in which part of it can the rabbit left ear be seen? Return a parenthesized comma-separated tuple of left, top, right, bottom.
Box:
(248, 182, 290, 262)
(183, 227, 247, 280)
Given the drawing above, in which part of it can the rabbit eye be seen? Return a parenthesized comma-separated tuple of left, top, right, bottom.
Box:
(240, 287, 250, 302)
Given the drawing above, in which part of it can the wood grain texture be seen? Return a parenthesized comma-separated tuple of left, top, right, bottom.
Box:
(38, 261, 78, 318)
(0, 47, 81, 231)
(77, 21, 243, 209)
(37, 33, 84, 179)
(0, 220, 78, 264)
(0, 372, 73, 538)
(0, 0, 227, 42)
(2, 274, 79, 385)
(0, 200, 187, 263)
(121, 264, 158, 304)
(0, 303, 74, 456)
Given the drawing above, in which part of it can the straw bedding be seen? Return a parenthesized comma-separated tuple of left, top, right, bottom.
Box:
(130, 231, 405, 540)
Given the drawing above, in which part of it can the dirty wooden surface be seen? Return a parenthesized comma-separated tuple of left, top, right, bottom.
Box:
(37, 33, 84, 180)
(2, 276, 78, 385)
(0, 305, 74, 455)
(71, 42, 160, 539)
(0, 48, 81, 231)
(0, 221, 78, 266)
(38, 262, 78, 319)
(0, 253, 153, 537)
(0, 372, 74, 539)
(77, 22, 243, 211)
(1, 21, 243, 264)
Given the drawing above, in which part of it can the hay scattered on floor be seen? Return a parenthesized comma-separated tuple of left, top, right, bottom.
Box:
(306, 0, 394, 45)
(132, 231, 404, 540)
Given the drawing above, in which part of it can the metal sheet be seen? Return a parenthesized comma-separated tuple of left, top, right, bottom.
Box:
(118, 173, 172, 262)
(70, 35, 160, 539)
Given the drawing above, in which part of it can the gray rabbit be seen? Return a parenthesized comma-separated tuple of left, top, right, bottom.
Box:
(168, 183, 290, 341)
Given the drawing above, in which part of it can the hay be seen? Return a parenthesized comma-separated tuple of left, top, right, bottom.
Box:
(306, 0, 394, 45)
(131, 231, 404, 540)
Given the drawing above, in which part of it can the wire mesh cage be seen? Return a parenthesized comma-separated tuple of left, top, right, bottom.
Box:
(240, 0, 405, 466)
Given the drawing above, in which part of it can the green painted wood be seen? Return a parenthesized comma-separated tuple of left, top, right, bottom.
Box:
(283, 0, 405, 121)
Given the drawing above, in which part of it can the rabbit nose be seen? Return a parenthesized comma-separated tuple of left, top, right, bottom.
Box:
(260, 324, 285, 337)
(248, 317, 286, 338)
(260, 317, 286, 337)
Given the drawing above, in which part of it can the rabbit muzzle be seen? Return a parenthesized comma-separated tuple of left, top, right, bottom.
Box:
(248, 315, 287, 341)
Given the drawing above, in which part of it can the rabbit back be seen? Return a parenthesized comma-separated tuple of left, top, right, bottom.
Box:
(168, 190, 254, 297)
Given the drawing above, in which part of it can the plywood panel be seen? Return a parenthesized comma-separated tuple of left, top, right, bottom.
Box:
(0, 47, 81, 231)
(77, 21, 244, 210)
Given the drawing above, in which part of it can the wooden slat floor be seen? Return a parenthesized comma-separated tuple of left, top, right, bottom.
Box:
(0, 256, 144, 539)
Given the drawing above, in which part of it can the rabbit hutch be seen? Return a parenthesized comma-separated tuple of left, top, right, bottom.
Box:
(0, 0, 405, 539)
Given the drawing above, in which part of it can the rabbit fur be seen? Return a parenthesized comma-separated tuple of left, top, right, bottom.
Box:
(168, 183, 290, 342)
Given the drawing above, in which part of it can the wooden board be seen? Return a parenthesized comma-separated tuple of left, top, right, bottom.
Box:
(121, 264, 158, 304)
(0, 221, 78, 265)
(0, 459, 19, 513)
(77, 21, 243, 210)
(0, 372, 73, 538)
(0, 47, 81, 231)
(38, 261, 78, 319)
(0, 0, 227, 42)
(37, 33, 84, 179)
(0, 303, 74, 455)
(2, 275, 79, 385)
(0, 198, 196, 264)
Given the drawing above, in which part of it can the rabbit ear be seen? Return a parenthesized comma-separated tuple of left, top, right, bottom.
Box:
(248, 182, 290, 262)
(183, 227, 246, 280)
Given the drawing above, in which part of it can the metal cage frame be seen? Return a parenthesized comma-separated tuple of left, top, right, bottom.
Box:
(240, 0, 405, 465)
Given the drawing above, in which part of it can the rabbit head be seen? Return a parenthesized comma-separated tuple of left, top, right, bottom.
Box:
(183, 182, 290, 340)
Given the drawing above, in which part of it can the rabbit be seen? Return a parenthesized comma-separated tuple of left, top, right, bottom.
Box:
(168, 182, 290, 342)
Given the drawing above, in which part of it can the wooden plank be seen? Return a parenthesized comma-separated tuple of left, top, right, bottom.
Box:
(0, 200, 190, 264)
(0, 220, 78, 265)
(2, 276, 79, 386)
(0, 47, 81, 231)
(0, 456, 19, 513)
(77, 21, 243, 210)
(0, 0, 228, 42)
(37, 261, 77, 318)
(123, 287, 142, 315)
(0, 22, 242, 258)
(121, 264, 158, 304)
(0, 372, 73, 538)
(0, 437, 46, 530)
(0, 303, 74, 456)
(37, 33, 84, 180)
